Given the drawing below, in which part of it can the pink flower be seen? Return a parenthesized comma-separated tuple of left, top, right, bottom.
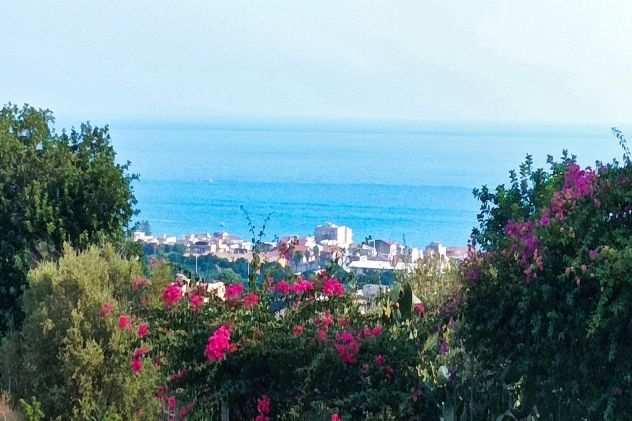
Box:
(132, 276, 150, 291)
(291, 278, 314, 295)
(205, 325, 232, 362)
(225, 283, 244, 301)
(130, 357, 143, 375)
(137, 322, 149, 338)
(99, 303, 114, 318)
(414, 303, 425, 317)
(255, 416, 270, 421)
(133, 346, 150, 359)
(371, 325, 383, 337)
(322, 277, 345, 297)
(316, 328, 328, 343)
(275, 280, 291, 295)
(167, 396, 177, 411)
(118, 314, 132, 331)
(316, 311, 334, 330)
(257, 394, 271, 415)
(331, 413, 343, 421)
(335, 331, 360, 364)
(375, 354, 385, 366)
(292, 324, 305, 337)
(189, 293, 205, 311)
(243, 293, 259, 309)
(162, 283, 183, 308)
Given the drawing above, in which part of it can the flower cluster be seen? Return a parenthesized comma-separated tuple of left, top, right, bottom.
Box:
(130, 346, 150, 375)
(99, 302, 114, 318)
(225, 283, 244, 302)
(204, 325, 232, 362)
(335, 330, 361, 364)
(322, 277, 345, 297)
(189, 293, 205, 311)
(162, 283, 183, 308)
(505, 220, 543, 280)
(255, 394, 271, 421)
(243, 293, 259, 309)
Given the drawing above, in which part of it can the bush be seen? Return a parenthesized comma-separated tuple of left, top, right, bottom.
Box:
(460, 151, 632, 419)
(0, 245, 161, 420)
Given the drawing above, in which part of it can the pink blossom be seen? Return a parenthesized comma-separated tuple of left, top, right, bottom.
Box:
(375, 354, 385, 367)
(167, 396, 177, 411)
(414, 303, 425, 317)
(225, 283, 244, 301)
(255, 416, 270, 421)
(137, 322, 149, 338)
(243, 293, 260, 309)
(322, 277, 345, 297)
(256, 394, 271, 415)
(130, 357, 143, 375)
(292, 324, 305, 337)
(189, 293, 205, 311)
(99, 303, 114, 318)
(275, 280, 291, 295)
(371, 325, 383, 337)
(291, 278, 314, 295)
(316, 328, 328, 343)
(331, 413, 343, 421)
(205, 325, 232, 362)
(316, 311, 334, 330)
(118, 314, 132, 331)
(133, 346, 151, 359)
(335, 330, 360, 364)
(162, 283, 183, 308)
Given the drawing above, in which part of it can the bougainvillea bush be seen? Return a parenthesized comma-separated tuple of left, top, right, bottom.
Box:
(460, 151, 632, 419)
(137, 273, 442, 420)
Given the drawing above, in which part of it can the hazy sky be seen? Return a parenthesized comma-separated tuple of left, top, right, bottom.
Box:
(2, 1, 631, 125)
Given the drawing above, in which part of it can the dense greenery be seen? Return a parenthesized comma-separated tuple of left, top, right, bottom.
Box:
(460, 150, 632, 419)
(0, 246, 164, 420)
(0, 104, 137, 333)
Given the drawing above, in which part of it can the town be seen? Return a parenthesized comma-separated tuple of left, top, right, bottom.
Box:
(133, 222, 469, 278)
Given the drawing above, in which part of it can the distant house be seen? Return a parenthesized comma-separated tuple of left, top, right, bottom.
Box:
(424, 242, 447, 259)
(373, 239, 398, 258)
(315, 223, 353, 248)
(348, 256, 394, 275)
(191, 240, 212, 255)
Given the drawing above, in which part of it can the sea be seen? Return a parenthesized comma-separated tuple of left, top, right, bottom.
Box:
(109, 121, 624, 248)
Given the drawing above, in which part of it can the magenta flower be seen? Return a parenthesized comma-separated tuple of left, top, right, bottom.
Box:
(162, 283, 183, 308)
(118, 314, 132, 331)
(335, 330, 360, 364)
(130, 356, 143, 375)
(256, 394, 271, 415)
(414, 303, 426, 317)
(189, 293, 205, 311)
(275, 280, 291, 295)
(322, 277, 345, 297)
(243, 293, 260, 309)
(137, 322, 149, 338)
(225, 283, 244, 301)
(331, 413, 343, 421)
(292, 324, 305, 337)
(375, 354, 385, 367)
(205, 325, 232, 362)
(291, 278, 314, 295)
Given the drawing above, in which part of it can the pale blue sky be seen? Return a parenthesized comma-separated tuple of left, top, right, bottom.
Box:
(2, 1, 631, 125)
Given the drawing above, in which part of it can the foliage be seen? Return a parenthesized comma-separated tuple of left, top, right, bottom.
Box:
(0, 104, 137, 333)
(461, 149, 632, 419)
(0, 246, 161, 420)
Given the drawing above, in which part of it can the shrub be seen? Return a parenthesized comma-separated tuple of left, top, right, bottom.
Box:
(461, 151, 632, 419)
(0, 245, 161, 420)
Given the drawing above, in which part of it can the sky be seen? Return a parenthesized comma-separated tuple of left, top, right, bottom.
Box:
(2, 1, 632, 126)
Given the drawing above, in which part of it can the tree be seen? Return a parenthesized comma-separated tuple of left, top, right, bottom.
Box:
(0, 104, 137, 333)
(0, 245, 161, 420)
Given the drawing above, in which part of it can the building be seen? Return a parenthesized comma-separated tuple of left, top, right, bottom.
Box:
(314, 223, 353, 248)
(424, 242, 447, 259)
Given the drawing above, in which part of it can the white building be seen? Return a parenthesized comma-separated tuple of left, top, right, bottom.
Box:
(314, 223, 353, 248)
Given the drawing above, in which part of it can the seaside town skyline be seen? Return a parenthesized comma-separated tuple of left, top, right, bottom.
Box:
(134, 221, 469, 276)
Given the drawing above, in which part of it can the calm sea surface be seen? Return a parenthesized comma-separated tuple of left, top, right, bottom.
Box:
(109, 122, 622, 247)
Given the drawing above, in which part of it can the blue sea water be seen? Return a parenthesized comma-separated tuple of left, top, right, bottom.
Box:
(109, 121, 623, 247)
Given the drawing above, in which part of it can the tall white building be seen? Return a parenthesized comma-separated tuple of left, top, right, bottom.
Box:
(314, 223, 353, 248)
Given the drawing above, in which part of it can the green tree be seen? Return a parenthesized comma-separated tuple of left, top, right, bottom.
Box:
(0, 104, 137, 333)
(0, 245, 161, 420)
